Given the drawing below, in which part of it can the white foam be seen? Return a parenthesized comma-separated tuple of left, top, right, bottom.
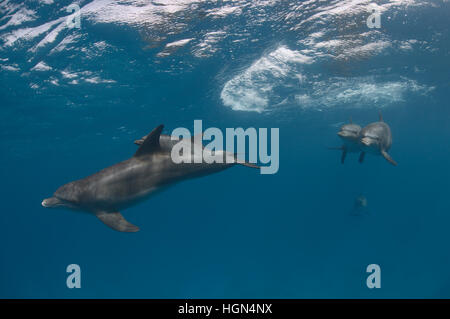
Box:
(49, 34, 80, 54)
(221, 46, 313, 112)
(294, 77, 434, 110)
(31, 61, 52, 71)
(206, 5, 242, 18)
(49, 78, 59, 86)
(193, 31, 226, 57)
(1, 17, 64, 47)
(336, 40, 392, 59)
(81, 0, 200, 26)
(30, 21, 65, 52)
(61, 70, 78, 79)
(59, 69, 115, 84)
(1, 64, 19, 71)
(165, 38, 193, 48)
(0, 7, 36, 30)
(84, 76, 116, 84)
(0, 0, 200, 54)
(221, 43, 434, 113)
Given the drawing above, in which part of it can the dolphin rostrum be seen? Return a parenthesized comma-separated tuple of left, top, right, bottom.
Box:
(42, 125, 259, 232)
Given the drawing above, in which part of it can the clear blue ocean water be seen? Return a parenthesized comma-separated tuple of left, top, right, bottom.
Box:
(1, 0, 449, 298)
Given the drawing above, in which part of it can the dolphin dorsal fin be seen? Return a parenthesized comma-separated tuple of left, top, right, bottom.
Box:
(134, 124, 164, 157)
(379, 111, 383, 122)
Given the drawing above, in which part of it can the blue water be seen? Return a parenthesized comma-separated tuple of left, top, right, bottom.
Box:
(1, 0, 450, 298)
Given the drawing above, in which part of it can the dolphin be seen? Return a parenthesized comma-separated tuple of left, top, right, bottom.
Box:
(329, 118, 362, 163)
(358, 113, 397, 166)
(350, 194, 369, 216)
(42, 125, 259, 232)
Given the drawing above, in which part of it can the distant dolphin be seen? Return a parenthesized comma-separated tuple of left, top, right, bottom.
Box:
(42, 125, 259, 232)
(358, 113, 397, 166)
(350, 194, 369, 216)
(329, 118, 362, 163)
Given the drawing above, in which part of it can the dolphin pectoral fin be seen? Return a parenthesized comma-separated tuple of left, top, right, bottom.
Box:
(359, 152, 366, 163)
(381, 150, 397, 166)
(341, 148, 347, 164)
(96, 212, 140, 232)
(134, 124, 164, 157)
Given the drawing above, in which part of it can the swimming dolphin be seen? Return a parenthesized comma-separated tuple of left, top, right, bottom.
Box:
(358, 113, 397, 166)
(350, 194, 369, 216)
(355, 194, 368, 208)
(42, 125, 259, 232)
(329, 118, 362, 163)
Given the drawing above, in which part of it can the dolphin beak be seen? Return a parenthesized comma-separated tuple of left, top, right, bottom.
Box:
(42, 198, 51, 207)
(338, 131, 351, 138)
(360, 137, 371, 146)
(42, 197, 61, 208)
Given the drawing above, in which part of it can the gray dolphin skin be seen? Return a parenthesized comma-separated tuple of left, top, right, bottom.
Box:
(42, 125, 259, 232)
(329, 118, 362, 163)
(358, 113, 397, 166)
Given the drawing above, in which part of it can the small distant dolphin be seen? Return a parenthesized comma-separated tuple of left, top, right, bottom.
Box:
(358, 113, 397, 166)
(42, 125, 259, 232)
(350, 194, 369, 216)
(329, 118, 362, 163)
(355, 194, 367, 208)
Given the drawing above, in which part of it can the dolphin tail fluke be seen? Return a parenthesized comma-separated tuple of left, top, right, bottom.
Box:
(96, 211, 140, 232)
(381, 150, 397, 166)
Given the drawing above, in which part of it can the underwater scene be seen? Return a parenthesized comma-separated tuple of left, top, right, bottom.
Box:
(0, 0, 450, 298)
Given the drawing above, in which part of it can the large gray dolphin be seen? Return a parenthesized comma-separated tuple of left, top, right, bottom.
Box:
(42, 125, 259, 232)
(358, 113, 397, 166)
(329, 118, 362, 163)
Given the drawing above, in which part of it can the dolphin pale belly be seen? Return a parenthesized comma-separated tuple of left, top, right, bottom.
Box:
(42, 125, 259, 232)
